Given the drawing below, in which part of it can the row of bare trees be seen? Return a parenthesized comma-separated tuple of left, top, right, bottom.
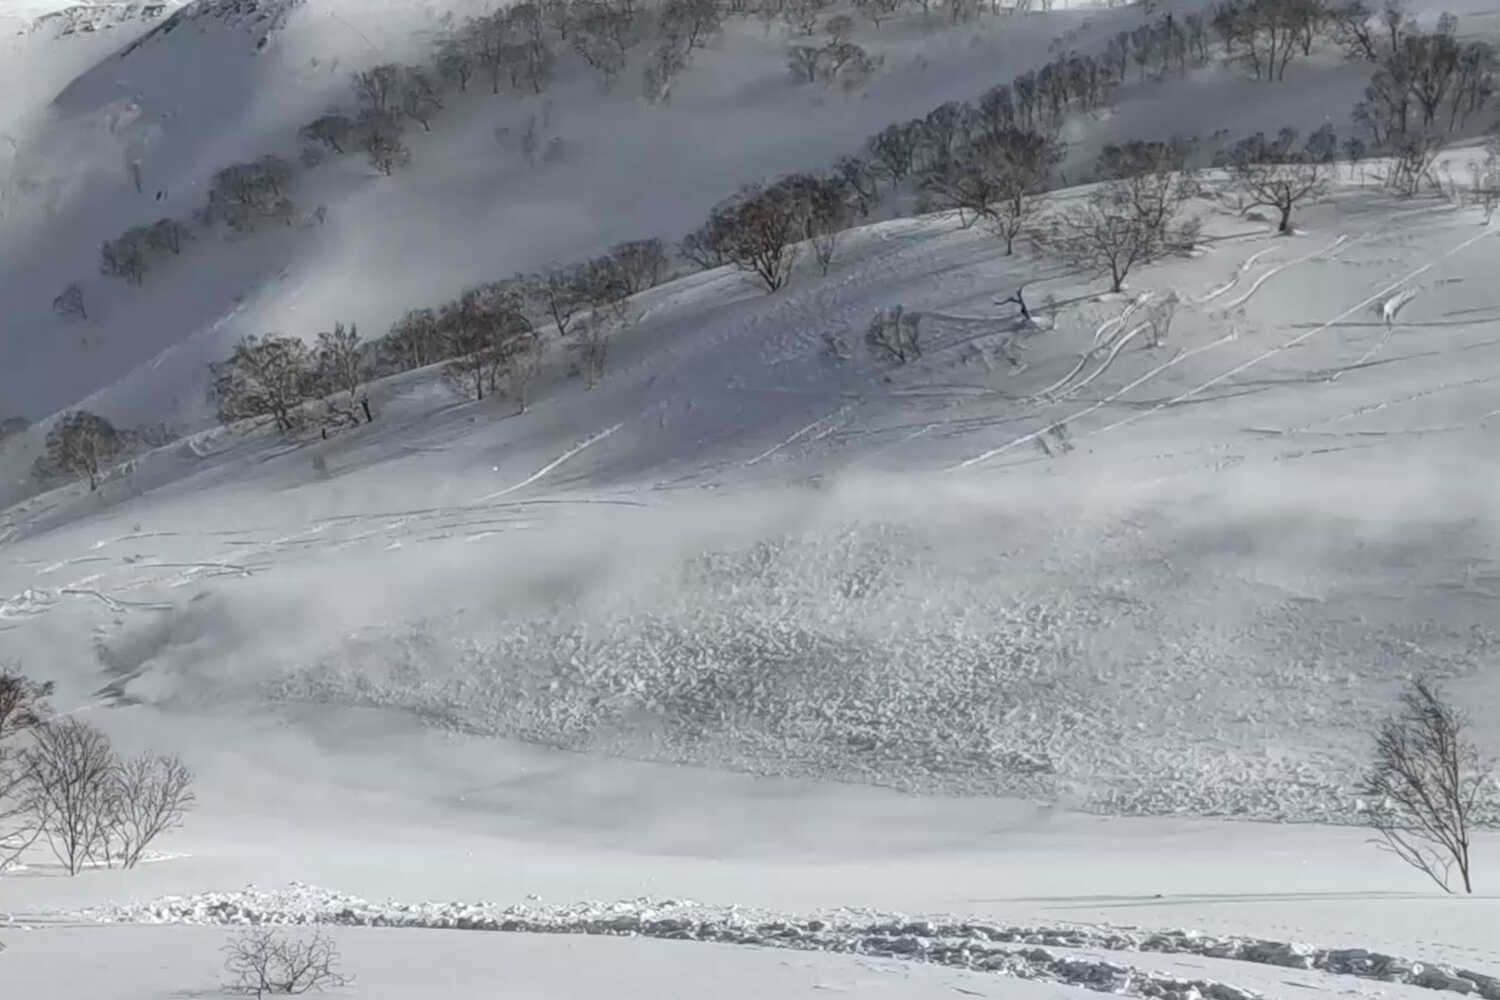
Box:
(209, 237, 671, 435)
(1, 669, 194, 876)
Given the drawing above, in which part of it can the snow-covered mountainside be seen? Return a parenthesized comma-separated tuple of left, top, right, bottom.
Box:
(2, 0, 1499, 995)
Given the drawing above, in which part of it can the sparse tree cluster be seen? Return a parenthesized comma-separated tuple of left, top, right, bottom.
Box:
(99, 218, 189, 284)
(211, 325, 376, 434)
(1351, 7, 1497, 145)
(0, 668, 194, 877)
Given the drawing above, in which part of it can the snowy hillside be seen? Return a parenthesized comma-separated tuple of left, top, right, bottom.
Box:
(3, 0, 1500, 996)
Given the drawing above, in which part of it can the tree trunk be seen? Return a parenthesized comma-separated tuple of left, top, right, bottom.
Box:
(1278, 203, 1292, 233)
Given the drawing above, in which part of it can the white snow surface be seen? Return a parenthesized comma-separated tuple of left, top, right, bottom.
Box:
(4, 0, 1500, 996)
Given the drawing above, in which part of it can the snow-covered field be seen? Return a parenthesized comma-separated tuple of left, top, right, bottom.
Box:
(3, 0, 1500, 995)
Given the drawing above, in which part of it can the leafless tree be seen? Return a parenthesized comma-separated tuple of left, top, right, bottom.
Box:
(1385, 132, 1442, 196)
(788, 44, 822, 82)
(507, 332, 544, 413)
(44, 411, 121, 491)
(1144, 291, 1180, 347)
(300, 114, 354, 154)
(523, 267, 587, 337)
(1, 670, 53, 870)
(1039, 186, 1162, 294)
(441, 282, 535, 401)
(437, 35, 474, 92)
(980, 128, 1062, 252)
(100, 230, 150, 284)
(19, 718, 115, 875)
(361, 113, 411, 175)
(1226, 129, 1331, 232)
(802, 177, 854, 274)
(1329, 0, 1380, 60)
(380, 308, 445, 372)
(211, 335, 316, 432)
(52, 282, 87, 321)
(855, 0, 903, 27)
(101, 753, 194, 870)
(661, 0, 722, 49)
(399, 67, 443, 131)
(569, 309, 611, 388)
(611, 238, 668, 294)
(834, 155, 880, 216)
(1097, 138, 1199, 248)
(679, 216, 734, 271)
(202, 157, 296, 232)
(865, 121, 920, 183)
(145, 218, 188, 256)
(710, 182, 807, 292)
(353, 63, 402, 114)
(1361, 678, 1491, 894)
(824, 13, 855, 44)
(865, 305, 922, 363)
(1470, 135, 1500, 223)
(313, 323, 371, 427)
(223, 927, 352, 997)
(570, 0, 638, 88)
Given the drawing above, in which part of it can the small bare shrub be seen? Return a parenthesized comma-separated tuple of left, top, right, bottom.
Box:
(865, 305, 921, 363)
(223, 927, 352, 997)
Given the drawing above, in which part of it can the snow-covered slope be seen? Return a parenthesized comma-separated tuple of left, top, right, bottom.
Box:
(2, 0, 1499, 995)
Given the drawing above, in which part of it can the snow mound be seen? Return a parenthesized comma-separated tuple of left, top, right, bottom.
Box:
(73, 884, 1500, 1000)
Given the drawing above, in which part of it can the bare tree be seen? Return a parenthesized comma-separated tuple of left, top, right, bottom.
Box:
(1227, 129, 1331, 232)
(300, 114, 355, 154)
(569, 308, 611, 388)
(202, 157, 296, 232)
(379, 308, 445, 372)
(441, 283, 535, 401)
(865, 305, 922, 363)
(610, 238, 668, 294)
(802, 176, 853, 274)
(788, 44, 822, 82)
(52, 282, 87, 321)
(437, 33, 474, 92)
(711, 182, 807, 292)
(507, 332, 544, 413)
(399, 67, 443, 131)
(44, 411, 121, 491)
(1470, 134, 1500, 223)
(980, 128, 1061, 253)
(1361, 678, 1491, 894)
(314, 323, 370, 426)
(1097, 138, 1198, 248)
(145, 217, 188, 256)
(211, 335, 316, 432)
(1385, 132, 1442, 196)
(100, 231, 149, 284)
(353, 63, 402, 114)
(855, 0, 903, 27)
(223, 928, 352, 997)
(20, 719, 115, 875)
(1039, 186, 1162, 294)
(1, 670, 53, 870)
(1329, 0, 1380, 61)
(98, 753, 194, 870)
(361, 114, 412, 175)
(523, 268, 586, 337)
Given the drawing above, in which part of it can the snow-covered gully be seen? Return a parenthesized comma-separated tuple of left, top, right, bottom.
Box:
(69, 887, 1500, 1000)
